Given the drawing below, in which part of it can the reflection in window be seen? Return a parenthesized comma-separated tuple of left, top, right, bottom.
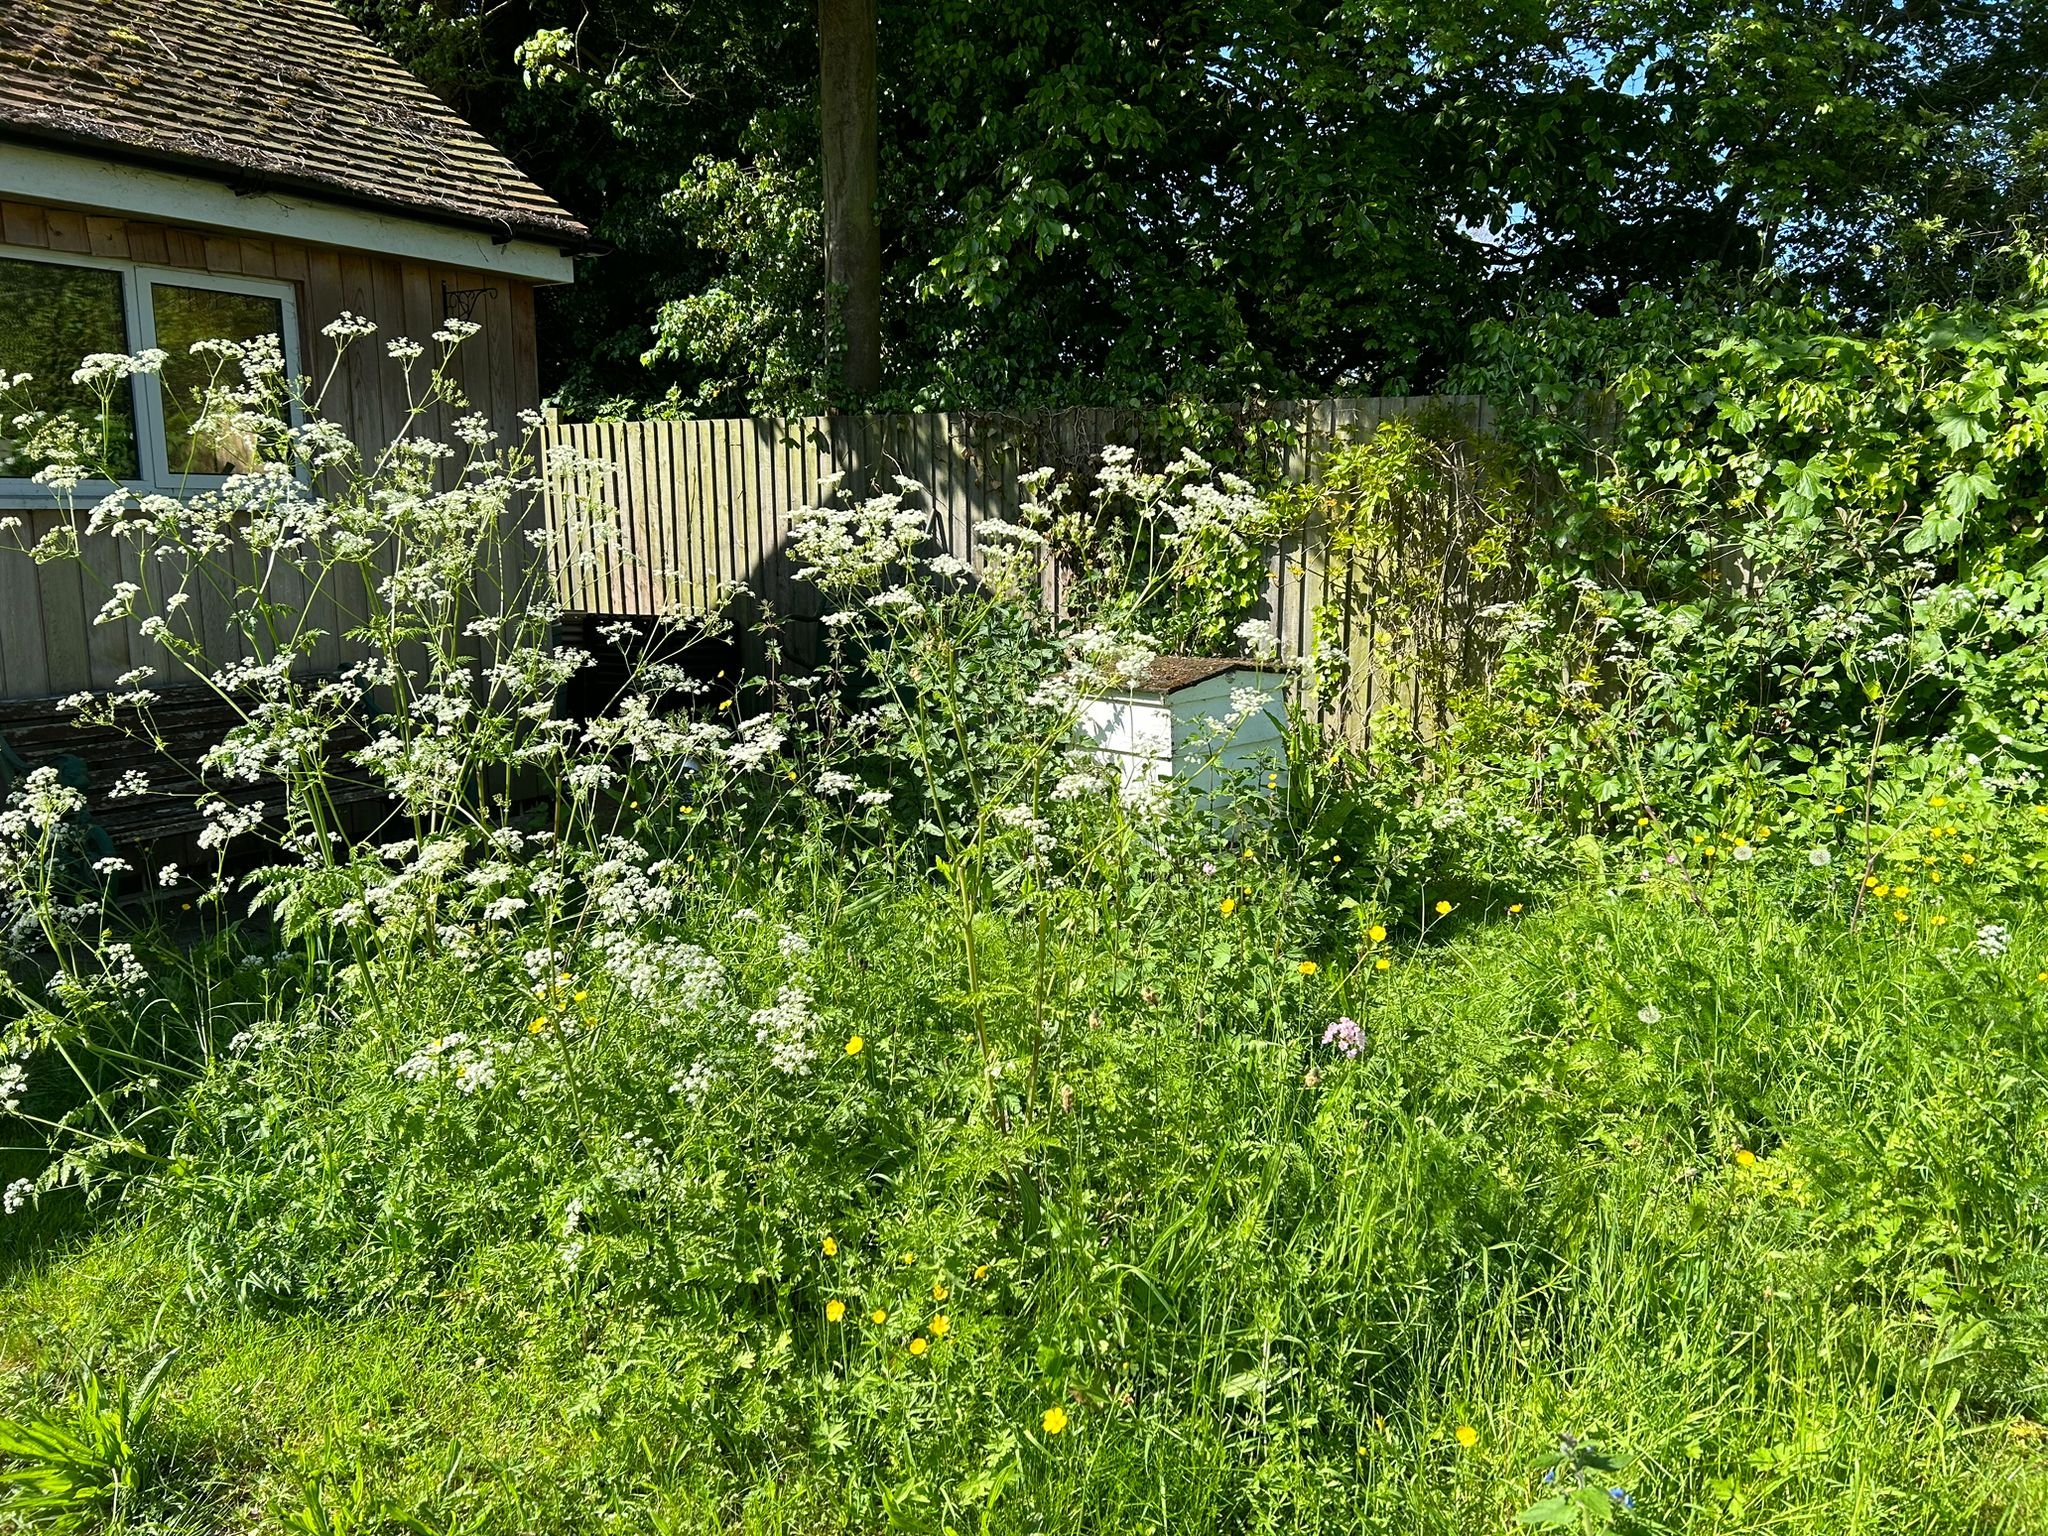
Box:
(151, 284, 285, 477)
(0, 257, 140, 479)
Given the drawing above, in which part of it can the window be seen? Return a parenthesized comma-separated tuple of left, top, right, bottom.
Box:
(0, 251, 298, 495)
(0, 258, 139, 480)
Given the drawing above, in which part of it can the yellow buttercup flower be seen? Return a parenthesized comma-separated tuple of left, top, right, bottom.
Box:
(1375, 958, 1391, 971)
(1220, 897, 1237, 917)
(871, 1308, 888, 1324)
(1368, 924, 1387, 943)
(845, 1035, 864, 1056)
(822, 1236, 838, 1256)
(826, 1300, 845, 1323)
(1042, 1406, 1069, 1435)
(1298, 960, 1319, 977)
(932, 1282, 948, 1301)
(930, 1314, 951, 1337)
(973, 1264, 989, 1280)
(1455, 1425, 1478, 1449)
(1735, 1149, 1756, 1168)
(1508, 903, 1523, 914)
(909, 1337, 928, 1356)
(1435, 900, 1452, 916)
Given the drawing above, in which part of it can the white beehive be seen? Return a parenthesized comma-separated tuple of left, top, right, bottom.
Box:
(1077, 656, 1288, 803)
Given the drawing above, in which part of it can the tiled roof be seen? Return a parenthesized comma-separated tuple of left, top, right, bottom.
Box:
(0, 0, 587, 246)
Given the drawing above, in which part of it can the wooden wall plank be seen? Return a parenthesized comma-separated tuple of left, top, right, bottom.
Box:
(551, 424, 583, 612)
(627, 421, 655, 614)
(78, 533, 133, 691)
(164, 227, 206, 269)
(654, 420, 678, 616)
(124, 220, 169, 265)
(1, 203, 48, 248)
(44, 208, 89, 254)
(664, 421, 688, 615)
(34, 524, 93, 698)
(749, 415, 779, 623)
(84, 216, 129, 260)
(0, 543, 49, 699)
(238, 239, 277, 279)
(122, 536, 173, 690)
(724, 417, 755, 634)
(613, 421, 636, 614)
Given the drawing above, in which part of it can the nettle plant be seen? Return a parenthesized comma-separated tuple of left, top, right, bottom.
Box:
(0, 320, 1293, 1226)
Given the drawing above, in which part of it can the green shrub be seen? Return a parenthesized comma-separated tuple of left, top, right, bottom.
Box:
(2, 306, 2046, 1533)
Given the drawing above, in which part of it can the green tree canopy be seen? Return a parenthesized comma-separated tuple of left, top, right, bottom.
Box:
(346, 0, 2048, 414)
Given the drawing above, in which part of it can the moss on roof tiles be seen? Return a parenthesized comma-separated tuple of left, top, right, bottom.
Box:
(0, 0, 586, 245)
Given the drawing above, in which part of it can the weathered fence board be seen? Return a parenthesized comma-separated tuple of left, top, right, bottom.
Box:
(543, 397, 1495, 735)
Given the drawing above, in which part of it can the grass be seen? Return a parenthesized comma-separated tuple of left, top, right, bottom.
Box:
(4, 859, 2048, 1533)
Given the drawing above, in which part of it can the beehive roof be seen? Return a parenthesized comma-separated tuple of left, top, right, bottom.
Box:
(1133, 656, 1276, 694)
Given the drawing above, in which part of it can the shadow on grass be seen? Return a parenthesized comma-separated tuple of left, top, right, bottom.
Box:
(0, 1139, 104, 1285)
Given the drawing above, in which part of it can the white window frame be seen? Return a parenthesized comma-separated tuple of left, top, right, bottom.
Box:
(0, 246, 301, 507)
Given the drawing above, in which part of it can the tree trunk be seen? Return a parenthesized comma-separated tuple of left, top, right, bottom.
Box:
(819, 0, 881, 397)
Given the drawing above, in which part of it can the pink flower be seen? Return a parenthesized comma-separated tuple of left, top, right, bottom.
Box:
(1321, 1016, 1365, 1059)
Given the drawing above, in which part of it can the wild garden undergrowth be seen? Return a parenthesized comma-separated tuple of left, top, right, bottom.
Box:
(5, 863, 2048, 1533)
(3, 304, 2048, 1533)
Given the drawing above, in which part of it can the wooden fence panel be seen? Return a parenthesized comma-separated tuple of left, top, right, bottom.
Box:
(539, 397, 1497, 735)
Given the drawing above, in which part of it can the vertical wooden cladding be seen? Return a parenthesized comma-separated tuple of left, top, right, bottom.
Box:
(536, 396, 1494, 739)
(0, 197, 549, 701)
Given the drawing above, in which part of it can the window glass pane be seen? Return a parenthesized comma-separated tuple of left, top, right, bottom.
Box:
(151, 284, 285, 477)
(0, 257, 139, 480)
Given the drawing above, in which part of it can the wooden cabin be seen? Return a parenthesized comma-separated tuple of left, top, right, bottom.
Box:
(0, 0, 585, 703)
